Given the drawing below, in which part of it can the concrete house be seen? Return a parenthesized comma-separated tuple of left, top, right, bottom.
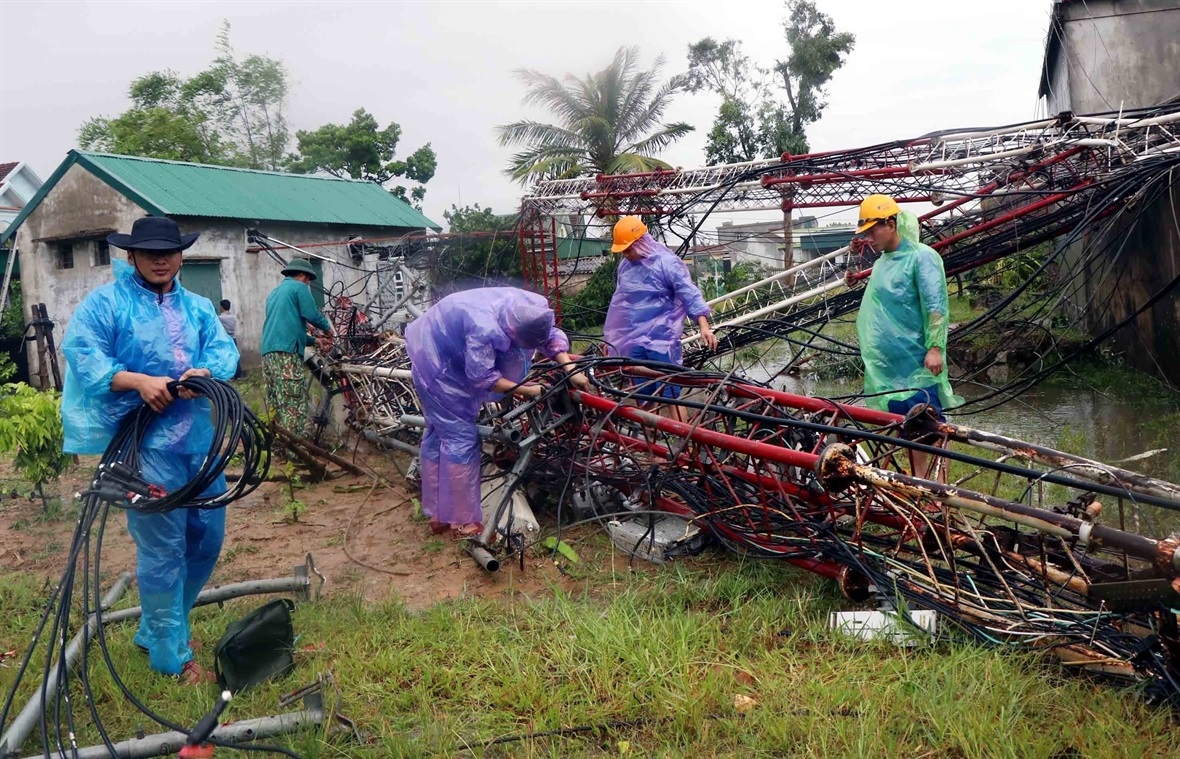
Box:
(0, 150, 441, 378)
(0, 161, 44, 237)
(1038, 0, 1180, 382)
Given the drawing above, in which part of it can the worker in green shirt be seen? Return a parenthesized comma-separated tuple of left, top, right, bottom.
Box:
(260, 259, 336, 435)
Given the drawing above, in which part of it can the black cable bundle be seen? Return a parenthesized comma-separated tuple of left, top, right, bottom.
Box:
(0, 377, 302, 759)
(88, 377, 270, 513)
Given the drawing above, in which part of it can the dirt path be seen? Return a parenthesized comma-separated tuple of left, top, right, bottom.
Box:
(0, 451, 587, 610)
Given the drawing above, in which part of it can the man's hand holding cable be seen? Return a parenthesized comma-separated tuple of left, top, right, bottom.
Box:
(112, 372, 175, 413)
(177, 367, 211, 400)
(555, 351, 590, 391)
(514, 384, 544, 399)
(697, 317, 719, 351)
(492, 376, 544, 399)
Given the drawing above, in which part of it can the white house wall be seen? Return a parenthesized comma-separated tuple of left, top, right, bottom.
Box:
(17, 164, 429, 381)
(16, 164, 151, 385)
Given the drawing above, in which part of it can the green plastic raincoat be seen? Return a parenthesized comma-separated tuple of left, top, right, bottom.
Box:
(855, 212, 962, 412)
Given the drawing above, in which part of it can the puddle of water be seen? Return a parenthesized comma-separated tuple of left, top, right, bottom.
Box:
(737, 357, 1180, 536)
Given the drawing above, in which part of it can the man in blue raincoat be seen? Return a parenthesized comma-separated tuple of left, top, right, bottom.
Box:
(60, 216, 239, 683)
(603, 216, 718, 418)
(406, 287, 587, 537)
(854, 195, 961, 481)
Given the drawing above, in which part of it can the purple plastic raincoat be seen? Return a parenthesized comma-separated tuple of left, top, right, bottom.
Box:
(405, 287, 569, 526)
(602, 234, 711, 365)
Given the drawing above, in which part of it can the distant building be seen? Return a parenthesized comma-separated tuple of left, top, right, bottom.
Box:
(0, 161, 43, 237)
(693, 216, 854, 275)
(0, 161, 43, 382)
(0, 150, 441, 378)
(0, 161, 44, 294)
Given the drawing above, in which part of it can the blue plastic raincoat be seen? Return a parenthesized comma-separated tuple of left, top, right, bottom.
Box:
(855, 212, 961, 413)
(602, 234, 711, 365)
(405, 287, 569, 527)
(60, 259, 239, 675)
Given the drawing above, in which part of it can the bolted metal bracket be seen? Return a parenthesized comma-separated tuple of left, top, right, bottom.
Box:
(293, 553, 326, 602)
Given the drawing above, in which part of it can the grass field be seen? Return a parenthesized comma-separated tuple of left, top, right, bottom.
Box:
(4, 534, 1179, 758)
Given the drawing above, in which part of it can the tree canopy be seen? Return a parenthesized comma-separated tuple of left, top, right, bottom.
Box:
(431, 204, 521, 289)
(79, 22, 290, 170)
(497, 47, 694, 184)
(686, 1, 854, 164)
(77, 23, 435, 208)
(287, 109, 437, 209)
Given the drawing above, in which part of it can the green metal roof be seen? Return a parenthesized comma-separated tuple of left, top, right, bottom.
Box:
(556, 237, 610, 261)
(0, 150, 440, 246)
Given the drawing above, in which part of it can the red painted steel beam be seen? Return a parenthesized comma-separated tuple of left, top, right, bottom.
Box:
(846, 180, 1094, 283)
(572, 390, 820, 469)
(781, 196, 932, 211)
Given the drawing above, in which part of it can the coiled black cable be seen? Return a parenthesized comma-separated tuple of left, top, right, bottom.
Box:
(0, 377, 300, 759)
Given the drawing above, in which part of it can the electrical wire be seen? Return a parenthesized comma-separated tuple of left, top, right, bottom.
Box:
(0, 377, 305, 759)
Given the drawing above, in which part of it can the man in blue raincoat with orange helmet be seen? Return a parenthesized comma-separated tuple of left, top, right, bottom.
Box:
(603, 216, 718, 417)
(60, 216, 239, 683)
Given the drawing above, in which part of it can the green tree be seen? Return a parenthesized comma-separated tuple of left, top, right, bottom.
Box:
(79, 71, 227, 164)
(209, 23, 292, 169)
(433, 204, 521, 286)
(561, 256, 619, 333)
(0, 384, 71, 508)
(287, 108, 437, 209)
(497, 47, 694, 184)
(686, 1, 854, 164)
(78, 22, 291, 170)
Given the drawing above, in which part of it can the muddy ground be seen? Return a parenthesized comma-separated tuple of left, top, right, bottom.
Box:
(0, 447, 604, 610)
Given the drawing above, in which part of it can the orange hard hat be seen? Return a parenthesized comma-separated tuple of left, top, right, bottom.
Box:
(611, 216, 648, 253)
(856, 194, 901, 234)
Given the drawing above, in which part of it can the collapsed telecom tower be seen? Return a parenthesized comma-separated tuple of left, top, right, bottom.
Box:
(518, 105, 1180, 377)
(302, 107, 1180, 705)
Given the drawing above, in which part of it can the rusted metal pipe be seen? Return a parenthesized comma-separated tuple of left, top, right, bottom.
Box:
(935, 419, 1180, 502)
(816, 444, 1177, 576)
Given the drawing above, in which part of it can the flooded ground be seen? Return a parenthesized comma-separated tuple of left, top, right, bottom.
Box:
(736, 356, 1180, 538)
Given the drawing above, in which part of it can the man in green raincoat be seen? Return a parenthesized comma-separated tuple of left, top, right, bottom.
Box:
(854, 194, 961, 480)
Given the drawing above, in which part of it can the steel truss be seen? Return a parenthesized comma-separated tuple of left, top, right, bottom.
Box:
(517, 106, 1180, 354)
(317, 299, 1180, 705)
(490, 359, 1180, 704)
(311, 108, 1180, 706)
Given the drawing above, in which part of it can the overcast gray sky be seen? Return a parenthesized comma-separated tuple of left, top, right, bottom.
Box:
(0, 0, 1053, 228)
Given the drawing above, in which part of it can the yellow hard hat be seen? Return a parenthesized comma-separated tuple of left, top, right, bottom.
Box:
(856, 194, 901, 233)
(611, 216, 648, 253)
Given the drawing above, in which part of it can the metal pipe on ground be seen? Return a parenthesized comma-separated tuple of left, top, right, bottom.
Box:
(1, 560, 320, 759)
(17, 708, 325, 759)
(0, 573, 133, 758)
(97, 578, 314, 630)
(466, 543, 500, 572)
(362, 429, 420, 456)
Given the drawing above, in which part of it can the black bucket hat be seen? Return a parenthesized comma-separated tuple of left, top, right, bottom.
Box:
(107, 216, 199, 252)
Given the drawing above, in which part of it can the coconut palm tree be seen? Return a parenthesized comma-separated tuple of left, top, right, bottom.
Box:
(497, 47, 694, 184)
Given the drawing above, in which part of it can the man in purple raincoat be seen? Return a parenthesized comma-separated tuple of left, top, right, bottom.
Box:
(603, 216, 718, 416)
(405, 287, 587, 537)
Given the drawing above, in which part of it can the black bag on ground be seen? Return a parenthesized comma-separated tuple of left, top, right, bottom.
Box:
(213, 598, 296, 692)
